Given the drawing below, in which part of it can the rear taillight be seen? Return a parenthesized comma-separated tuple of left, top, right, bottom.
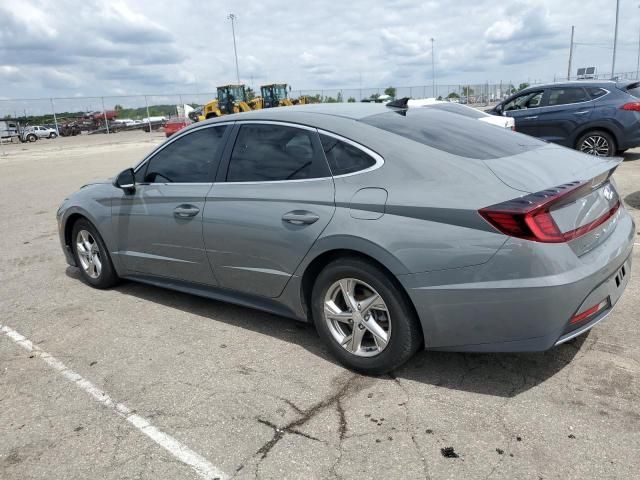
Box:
(569, 299, 609, 325)
(479, 181, 620, 243)
(620, 102, 640, 111)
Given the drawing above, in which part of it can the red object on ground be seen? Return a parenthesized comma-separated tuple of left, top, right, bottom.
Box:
(164, 117, 191, 137)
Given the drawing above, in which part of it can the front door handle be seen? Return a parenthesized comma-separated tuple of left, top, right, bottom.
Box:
(524, 115, 538, 120)
(282, 210, 320, 225)
(574, 110, 590, 115)
(174, 204, 200, 218)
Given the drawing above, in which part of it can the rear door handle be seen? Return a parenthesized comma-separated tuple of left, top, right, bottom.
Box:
(524, 115, 538, 120)
(574, 110, 590, 115)
(174, 204, 200, 218)
(282, 210, 320, 225)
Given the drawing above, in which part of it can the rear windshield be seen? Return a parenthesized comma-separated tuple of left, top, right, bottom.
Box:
(422, 102, 486, 119)
(361, 108, 542, 159)
(621, 81, 640, 98)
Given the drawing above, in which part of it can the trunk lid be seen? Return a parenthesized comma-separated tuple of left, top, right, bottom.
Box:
(480, 145, 623, 256)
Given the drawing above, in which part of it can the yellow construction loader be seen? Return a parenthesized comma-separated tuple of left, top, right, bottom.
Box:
(251, 84, 293, 109)
(189, 84, 253, 122)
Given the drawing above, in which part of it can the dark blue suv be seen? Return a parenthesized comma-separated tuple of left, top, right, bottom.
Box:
(490, 81, 640, 156)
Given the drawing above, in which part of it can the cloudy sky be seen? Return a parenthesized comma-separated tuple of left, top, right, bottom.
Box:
(1, 0, 639, 101)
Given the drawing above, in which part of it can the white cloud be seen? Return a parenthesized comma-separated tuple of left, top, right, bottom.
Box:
(0, 0, 638, 101)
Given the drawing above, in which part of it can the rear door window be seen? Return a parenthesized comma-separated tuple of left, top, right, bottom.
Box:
(226, 124, 328, 182)
(546, 87, 590, 106)
(320, 134, 377, 176)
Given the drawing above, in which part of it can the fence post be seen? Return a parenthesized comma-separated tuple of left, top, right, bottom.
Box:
(50, 98, 60, 136)
(101, 97, 110, 134)
(144, 96, 152, 133)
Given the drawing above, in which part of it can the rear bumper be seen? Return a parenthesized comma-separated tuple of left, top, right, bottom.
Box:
(399, 210, 635, 352)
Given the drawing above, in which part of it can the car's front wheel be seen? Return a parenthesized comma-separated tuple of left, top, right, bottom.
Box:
(311, 257, 422, 374)
(49, 132, 57, 138)
(71, 219, 119, 289)
(577, 130, 616, 157)
(26, 133, 37, 142)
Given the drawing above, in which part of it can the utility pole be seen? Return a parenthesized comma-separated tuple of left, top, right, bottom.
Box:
(50, 98, 59, 136)
(227, 13, 240, 84)
(612, 0, 620, 79)
(431, 38, 436, 98)
(567, 25, 575, 81)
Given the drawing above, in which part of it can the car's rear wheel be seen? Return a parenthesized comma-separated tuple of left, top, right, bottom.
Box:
(26, 133, 37, 142)
(311, 257, 422, 374)
(577, 130, 616, 157)
(71, 219, 119, 289)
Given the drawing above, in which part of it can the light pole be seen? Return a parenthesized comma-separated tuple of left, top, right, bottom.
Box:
(567, 25, 575, 81)
(227, 13, 240, 84)
(612, 0, 620, 79)
(431, 38, 435, 98)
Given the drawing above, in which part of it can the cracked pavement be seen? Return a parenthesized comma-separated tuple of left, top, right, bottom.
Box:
(1, 131, 639, 479)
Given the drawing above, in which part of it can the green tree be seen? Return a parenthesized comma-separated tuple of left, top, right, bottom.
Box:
(517, 82, 530, 92)
(369, 93, 380, 100)
(462, 86, 474, 96)
(384, 86, 396, 98)
(324, 96, 338, 103)
(336, 91, 343, 103)
(114, 104, 123, 111)
(347, 97, 356, 103)
(437, 95, 443, 101)
(447, 92, 460, 99)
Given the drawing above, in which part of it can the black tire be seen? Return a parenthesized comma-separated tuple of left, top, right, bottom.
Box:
(26, 134, 37, 142)
(71, 218, 119, 289)
(49, 132, 57, 139)
(311, 257, 422, 375)
(617, 149, 628, 156)
(576, 130, 616, 157)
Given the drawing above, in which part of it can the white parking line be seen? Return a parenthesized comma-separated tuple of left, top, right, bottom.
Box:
(0, 324, 227, 480)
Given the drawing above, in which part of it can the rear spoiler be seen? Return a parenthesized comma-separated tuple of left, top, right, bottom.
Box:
(617, 81, 640, 91)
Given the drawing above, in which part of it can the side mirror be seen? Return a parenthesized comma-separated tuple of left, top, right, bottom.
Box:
(115, 168, 136, 193)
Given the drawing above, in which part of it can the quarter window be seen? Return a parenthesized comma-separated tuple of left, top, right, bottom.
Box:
(226, 124, 325, 182)
(137, 126, 227, 183)
(547, 88, 590, 106)
(320, 134, 376, 175)
(586, 87, 607, 99)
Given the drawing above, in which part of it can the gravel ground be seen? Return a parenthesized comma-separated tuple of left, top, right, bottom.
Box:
(1, 130, 639, 480)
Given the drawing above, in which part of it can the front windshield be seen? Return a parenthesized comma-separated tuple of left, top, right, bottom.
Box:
(273, 85, 287, 100)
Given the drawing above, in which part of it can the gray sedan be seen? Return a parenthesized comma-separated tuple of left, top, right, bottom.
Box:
(57, 103, 634, 373)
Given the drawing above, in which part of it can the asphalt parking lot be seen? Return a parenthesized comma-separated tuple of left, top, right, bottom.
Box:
(1, 131, 639, 480)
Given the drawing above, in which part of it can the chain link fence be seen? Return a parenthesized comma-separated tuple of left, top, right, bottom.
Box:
(2, 73, 639, 141)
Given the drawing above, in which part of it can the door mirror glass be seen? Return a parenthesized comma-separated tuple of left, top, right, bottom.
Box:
(115, 168, 135, 192)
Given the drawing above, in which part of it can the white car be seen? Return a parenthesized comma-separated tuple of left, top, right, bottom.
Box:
(407, 98, 515, 130)
(26, 125, 58, 139)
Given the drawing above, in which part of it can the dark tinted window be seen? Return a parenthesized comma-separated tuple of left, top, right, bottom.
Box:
(139, 126, 227, 183)
(503, 91, 543, 111)
(586, 87, 607, 99)
(320, 134, 376, 175)
(425, 102, 486, 119)
(361, 108, 542, 160)
(547, 87, 590, 106)
(227, 124, 324, 182)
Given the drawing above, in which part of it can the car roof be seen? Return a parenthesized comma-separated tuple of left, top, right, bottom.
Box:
(522, 80, 617, 91)
(201, 102, 396, 125)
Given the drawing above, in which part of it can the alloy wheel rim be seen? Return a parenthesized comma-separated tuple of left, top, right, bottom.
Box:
(76, 230, 102, 279)
(323, 278, 391, 357)
(580, 135, 610, 156)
